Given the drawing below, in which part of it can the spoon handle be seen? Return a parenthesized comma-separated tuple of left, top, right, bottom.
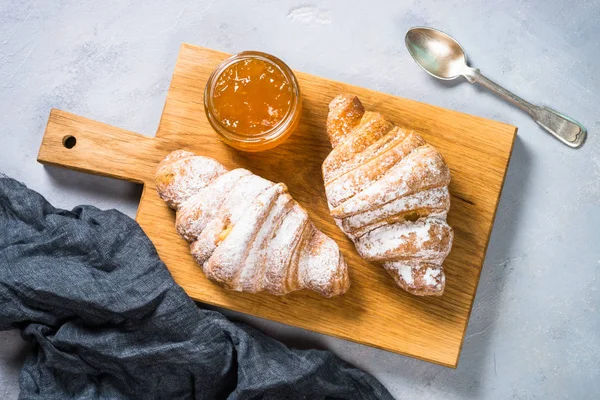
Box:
(464, 68, 586, 148)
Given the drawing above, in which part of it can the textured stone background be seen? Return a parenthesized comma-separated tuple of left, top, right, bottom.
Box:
(1, 0, 599, 399)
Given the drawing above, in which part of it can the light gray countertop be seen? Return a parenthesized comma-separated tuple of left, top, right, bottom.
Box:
(1, 0, 599, 399)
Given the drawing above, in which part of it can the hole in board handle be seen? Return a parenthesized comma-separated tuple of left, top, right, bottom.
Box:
(63, 136, 76, 149)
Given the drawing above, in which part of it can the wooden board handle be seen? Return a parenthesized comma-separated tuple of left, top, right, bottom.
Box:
(38, 109, 162, 183)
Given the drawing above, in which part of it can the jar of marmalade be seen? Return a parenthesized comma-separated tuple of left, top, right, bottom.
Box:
(204, 51, 302, 152)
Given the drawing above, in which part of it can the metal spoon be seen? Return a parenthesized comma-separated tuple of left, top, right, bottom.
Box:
(405, 26, 586, 148)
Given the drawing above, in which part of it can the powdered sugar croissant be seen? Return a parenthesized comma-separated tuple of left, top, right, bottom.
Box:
(323, 95, 454, 296)
(156, 150, 350, 297)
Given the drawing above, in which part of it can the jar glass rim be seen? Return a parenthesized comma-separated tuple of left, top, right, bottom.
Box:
(204, 51, 301, 144)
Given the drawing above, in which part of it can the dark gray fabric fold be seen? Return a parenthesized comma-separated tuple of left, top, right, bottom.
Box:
(0, 176, 393, 400)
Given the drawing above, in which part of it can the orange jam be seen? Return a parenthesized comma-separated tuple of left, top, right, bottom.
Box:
(212, 58, 294, 135)
(204, 51, 302, 152)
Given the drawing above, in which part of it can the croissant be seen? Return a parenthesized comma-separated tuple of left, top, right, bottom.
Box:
(155, 150, 350, 297)
(322, 95, 454, 296)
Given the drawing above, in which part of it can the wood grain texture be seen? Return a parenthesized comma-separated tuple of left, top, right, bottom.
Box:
(37, 44, 516, 367)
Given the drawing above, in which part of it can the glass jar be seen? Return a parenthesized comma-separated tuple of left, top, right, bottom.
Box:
(204, 51, 302, 152)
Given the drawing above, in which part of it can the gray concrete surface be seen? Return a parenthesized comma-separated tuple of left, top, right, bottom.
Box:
(1, 0, 599, 398)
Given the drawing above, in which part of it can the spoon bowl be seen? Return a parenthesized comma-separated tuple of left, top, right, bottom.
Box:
(405, 27, 468, 80)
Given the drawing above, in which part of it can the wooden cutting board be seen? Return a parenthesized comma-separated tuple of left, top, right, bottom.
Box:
(37, 44, 516, 368)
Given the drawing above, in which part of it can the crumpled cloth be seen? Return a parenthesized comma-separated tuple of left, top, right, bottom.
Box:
(0, 175, 393, 400)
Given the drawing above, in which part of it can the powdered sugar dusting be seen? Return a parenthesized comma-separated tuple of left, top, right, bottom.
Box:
(341, 187, 450, 237)
(323, 111, 393, 183)
(298, 229, 349, 297)
(331, 144, 451, 218)
(397, 263, 414, 285)
(238, 187, 291, 292)
(383, 261, 445, 296)
(325, 94, 365, 148)
(208, 184, 284, 287)
(262, 201, 307, 294)
(156, 151, 227, 209)
(325, 131, 424, 207)
(176, 168, 251, 242)
(423, 267, 441, 287)
(355, 218, 452, 262)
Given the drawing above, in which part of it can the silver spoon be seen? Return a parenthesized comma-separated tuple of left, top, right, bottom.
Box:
(405, 27, 586, 148)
